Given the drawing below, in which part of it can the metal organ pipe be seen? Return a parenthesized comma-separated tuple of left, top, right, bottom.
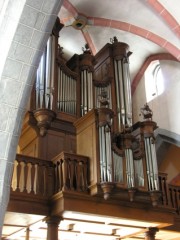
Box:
(111, 39, 132, 132)
(57, 64, 77, 115)
(99, 124, 113, 182)
(35, 36, 55, 110)
(98, 95, 114, 183)
(144, 137, 159, 191)
(125, 148, 134, 188)
(113, 152, 123, 183)
(114, 58, 132, 131)
(124, 61, 132, 127)
(134, 159, 144, 187)
(114, 59, 121, 132)
(80, 70, 94, 116)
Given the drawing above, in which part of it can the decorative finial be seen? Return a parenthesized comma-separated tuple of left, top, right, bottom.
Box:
(110, 36, 118, 44)
(82, 43, 91, 54)
(58, 45, 64, 57)
(140, 103, 153, 120)
(98, 90, 109, 108)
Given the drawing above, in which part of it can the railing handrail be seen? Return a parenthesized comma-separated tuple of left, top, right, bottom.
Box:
(16, 154, 53, 166)
(11, 155, 179, 215)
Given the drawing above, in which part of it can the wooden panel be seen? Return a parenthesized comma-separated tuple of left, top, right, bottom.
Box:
(37, 130, 76, 160)
(74, 109, 100, 192)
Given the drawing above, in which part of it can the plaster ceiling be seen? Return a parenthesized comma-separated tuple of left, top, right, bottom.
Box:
(2, 211, 180, 240)
(57, 0, 180, 82)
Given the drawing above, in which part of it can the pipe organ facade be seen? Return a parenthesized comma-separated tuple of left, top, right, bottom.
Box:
(29, 18, 160, 205)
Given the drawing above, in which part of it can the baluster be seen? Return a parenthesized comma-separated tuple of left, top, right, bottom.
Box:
(169, 187, 174, 208)
(163, 176, 169, 205)
(11, 160, 18, 191)
(59, 159, 63, 191)
(47, 164, 54, 197)
(160, 175, 169, 206)
(81, 161, 87, 191)
(62, 158, 69, 190)
(76, 160, 81, 191)
(31, 163, 36, 194)
(42, 164, 47, 196)
(69, 159, 75, 190)
(56, 162, 60, 192)
(37, 164, 44, 195)
(23, 162, 28, 193)
(54, 162, 58, 193)
(158, 175, 163, 204)
(170, 186, 179, 212)
(174, 188, 178, 213)
(177, 188, 180, 214)
(19, 161, 25, 192)
(26, 163, 32, 193)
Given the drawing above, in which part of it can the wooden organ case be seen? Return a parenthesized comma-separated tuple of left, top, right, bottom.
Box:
(23, 18, 160, 206)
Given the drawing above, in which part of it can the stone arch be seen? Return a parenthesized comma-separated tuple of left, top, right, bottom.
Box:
(0, 0, 63, 235)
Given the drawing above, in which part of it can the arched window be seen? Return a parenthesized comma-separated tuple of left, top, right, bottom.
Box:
(145, 60, 164, 102)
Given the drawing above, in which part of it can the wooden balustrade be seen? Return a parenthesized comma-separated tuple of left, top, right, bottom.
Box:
(169, 184, 180, 214)
(11, 154, 54, 197)
(10, 154, 179, 215)
(52, 152, 89, 193)
(158, 172, 169, 206)
(158, 172, 180, 214)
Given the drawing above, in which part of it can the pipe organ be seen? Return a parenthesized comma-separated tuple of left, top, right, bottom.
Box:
(29, 18, 160, 205)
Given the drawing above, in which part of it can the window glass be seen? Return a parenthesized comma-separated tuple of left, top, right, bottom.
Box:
(145, 60, 164, 102)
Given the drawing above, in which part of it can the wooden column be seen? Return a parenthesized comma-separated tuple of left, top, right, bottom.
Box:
(45, 216, 62, 240)
(144, 227, 159, 240)
(25, 227, 30, 240)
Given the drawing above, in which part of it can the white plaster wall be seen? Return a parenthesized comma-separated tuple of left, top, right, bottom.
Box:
(132, 60, 180, 136)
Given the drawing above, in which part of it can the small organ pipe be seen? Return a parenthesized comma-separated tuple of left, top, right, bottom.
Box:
(81, 71, 84, 115)
(84, 70, 87, 114)
(51, 35, 55, 91)
(145, 138, 151, 190)
(113, 152, 123, 182)
(46, 37, 51, 91)
(114, 60, 121, 131)
(69, 76, 72, 113)
(144, 137, 159, 191)
(91, 72, 93, 109)
(150, 137, 159, 190)
(99, 127, 104, 181)
(125, 148, 134, 188)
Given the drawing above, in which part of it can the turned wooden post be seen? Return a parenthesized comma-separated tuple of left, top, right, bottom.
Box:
(25, 227, 30, 240)
(45, 216, 62, 240)
(145, 227, 159, 240)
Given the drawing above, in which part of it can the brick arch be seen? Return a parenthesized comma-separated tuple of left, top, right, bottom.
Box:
(147, 0, 180, 38)
(131, 53, 178, 94)
(88, 17, 180, 60)
(62, 0, 180, 60)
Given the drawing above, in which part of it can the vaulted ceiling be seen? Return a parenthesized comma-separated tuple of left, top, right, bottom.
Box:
(58, 0, 180, 85)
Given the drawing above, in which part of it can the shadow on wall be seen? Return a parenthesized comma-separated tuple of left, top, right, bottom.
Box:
(155, 128, 180, 183)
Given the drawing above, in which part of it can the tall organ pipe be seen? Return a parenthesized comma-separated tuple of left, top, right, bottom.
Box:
(80, 70, 93, 116)
(97, 96, 114, 183)
(79, 45, 95, 116)
(111, 38, 132, 132)
(35, 36, 54, 110)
